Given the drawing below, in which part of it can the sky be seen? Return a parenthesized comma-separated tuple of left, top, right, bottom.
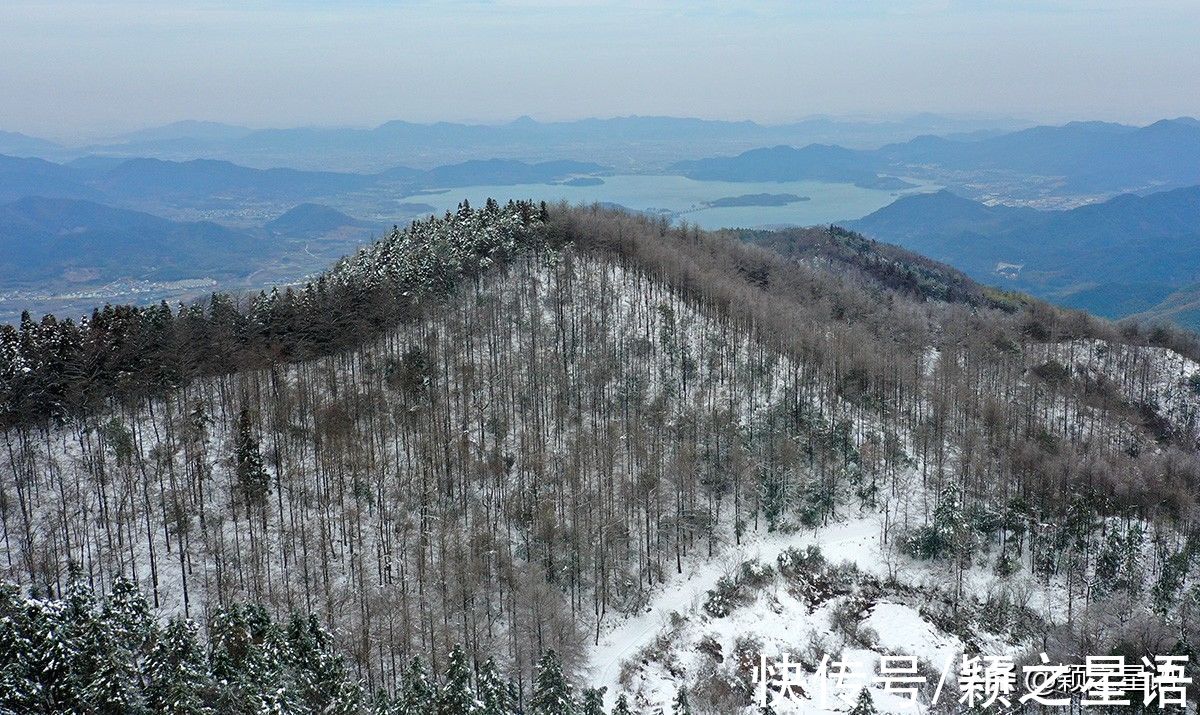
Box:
(2, 0, 1199, 139)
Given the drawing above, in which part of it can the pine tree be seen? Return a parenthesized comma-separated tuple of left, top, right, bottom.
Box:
(58, 575, 101, 710)
(580, 686, 607, 715)
(143, 618, 211, 715)
(505, 681, 521, 714)
(476, 658, 514, 715)
(288, 613, 362, 714)
(92, 576, 157, 713)
(104, 576, 156, 656)
(399, 656, 435, 715)
(531, 650, 573, 715)
(849, 687, 877, 715)
(235, 407, 270, 510)
(610, 693, 633, 715)
(438, 645, 481, 715)
(371, 688, 400, 715)
(84, 613, 148, 714)
(209, 604, 282, 713)
(0, 584, 38, 712)
(245, 604, 300, 714)
(671, 685, 692, 715)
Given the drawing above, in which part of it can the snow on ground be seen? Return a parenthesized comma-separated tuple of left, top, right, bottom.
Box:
(586, 512, 1046, 713)
(586, 518, 880, 692)
(1040, 338, 1200, 442)
(863, 602, 959, 664)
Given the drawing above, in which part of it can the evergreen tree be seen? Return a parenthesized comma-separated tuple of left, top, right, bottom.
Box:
(0, 584, 38, 712)
(0, 579, 371, 715)
(580, 686, 607, 715)
(143, 618, 212, 715)
(234, 407, 270, 510)
(287, 613, 362, 714)
(399, 656, 435, 715)
(58, 575, 102, 710)
(610, 694, 633, 715)
(476, 658, 514, 715)
(849, 687, 877, 715)
(505, 681, 521, 714)
(209, 604, 284, 714)
(88, 576, 156, 713)
(671, 685, 691, 715)
(438, 644, 481, 715)
(371, 688, 400, 715)
(246, 604, 301, 714)
(104, 576, 156, 655)
(83, 609, 148, 714)
(531, 650, 573, 715)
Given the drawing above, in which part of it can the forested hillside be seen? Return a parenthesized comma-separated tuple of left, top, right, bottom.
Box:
(4, 202, 1200, 712)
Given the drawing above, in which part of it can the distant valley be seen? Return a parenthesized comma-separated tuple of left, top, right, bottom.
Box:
(0, 198, 384, 322)
(845, 186, 1200, 327)
(673, 117, 1200, 206)
(6, 114, 1200, 331)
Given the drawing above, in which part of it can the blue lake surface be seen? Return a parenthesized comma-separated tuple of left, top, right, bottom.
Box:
(399, 174, 937, 229)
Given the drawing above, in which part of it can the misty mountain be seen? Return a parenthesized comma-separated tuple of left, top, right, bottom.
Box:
(673, 117, 1200, 197)
(3, 114, 1026, 172)
(0, 153, 610, 213)
(95, 158, 378, 202)
(0, 130, 62, 157)
(265, 203, 376, 237)
(0, 155, 104, 203)
(0, 153, 377, 207)
(669, 144, 913, 189)
(842, 189, 1041, 240)
(879, 117, 1200, 191)
(0, 196, 267, 284)
(115, 120, 256, 144)
(9, 117, 1198, 196)
(202, 114, 1023, 164)
(845, 186, 1200, 324)
(417, 158, 609, 186)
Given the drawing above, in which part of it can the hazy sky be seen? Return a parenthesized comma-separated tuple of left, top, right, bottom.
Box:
(3, 0, 1199, 138)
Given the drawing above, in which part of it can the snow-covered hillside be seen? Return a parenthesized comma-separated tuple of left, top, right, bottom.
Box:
(5, 207, 1200, 711)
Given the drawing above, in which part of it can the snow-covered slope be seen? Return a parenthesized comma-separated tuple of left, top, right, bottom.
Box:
(5, 208, 1200, 710)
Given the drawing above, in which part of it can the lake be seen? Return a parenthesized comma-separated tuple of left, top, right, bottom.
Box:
(397, 174, 937, 230)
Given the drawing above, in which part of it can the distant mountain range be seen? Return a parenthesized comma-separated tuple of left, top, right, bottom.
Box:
(6, 115, 1200, 329)
(0, 155, 106, 204)
(0, 130, 62, 157)
(0, 153, 609, 211)
(0, 197, 267, 284)
(6, 116, 1199, 200)
(2, 114, 1027, 172)
(0, 195, 389, 322)
(844, 186, 1200, 327)
(878, 118, 1200, 193)
(671, 117, 1200, 199)
(0, 151, 609, 319)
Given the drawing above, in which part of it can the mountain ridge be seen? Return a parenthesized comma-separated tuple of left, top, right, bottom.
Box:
(845, 185, 1200, 325)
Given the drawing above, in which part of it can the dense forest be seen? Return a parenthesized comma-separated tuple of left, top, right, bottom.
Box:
(4, 201, 1200, 711)
(0, 576, 599, 714)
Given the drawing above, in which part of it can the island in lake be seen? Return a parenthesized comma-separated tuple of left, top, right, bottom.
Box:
(557, 176, 605, 187)
(854, 175, 918, 190)
(703, 193, 812, 208)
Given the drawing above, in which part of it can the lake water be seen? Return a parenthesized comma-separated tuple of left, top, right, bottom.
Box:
(399, 174, 937, 230)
